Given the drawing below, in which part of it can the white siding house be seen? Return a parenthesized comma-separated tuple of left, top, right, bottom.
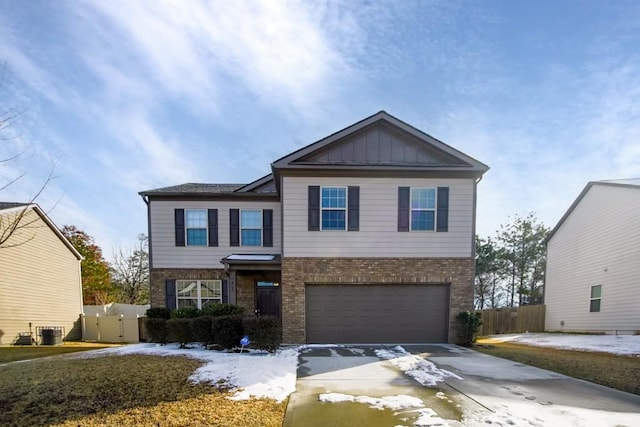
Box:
(0, 203, 83, 344)
(545, 180, 640, 334)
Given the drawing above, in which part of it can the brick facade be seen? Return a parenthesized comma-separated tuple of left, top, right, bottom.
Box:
(151, 268, 281, 318)
(280, 257, 474, 344)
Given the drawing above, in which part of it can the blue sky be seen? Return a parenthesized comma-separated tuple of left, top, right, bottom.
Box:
(1, 0, 639, 258)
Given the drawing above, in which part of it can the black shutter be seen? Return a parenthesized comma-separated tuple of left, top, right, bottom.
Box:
(437, 187, 449, 232)
(230, 209, 240, 246)
(263, 209, 273, 247)
(308, 186, 320, 231)
(165, 279, 176, 310)
(348, 186, 359, 231)
(398, 187, 410, 232)
(174, 209, 185, 246)
(221, 278, 229, 304)
(208, 209, 218, 246)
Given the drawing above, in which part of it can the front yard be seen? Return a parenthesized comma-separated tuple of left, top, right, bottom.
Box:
(475, 336, 640, 395)
(0, 346, 290, 427)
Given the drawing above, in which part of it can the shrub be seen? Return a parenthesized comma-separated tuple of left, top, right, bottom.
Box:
(167, 318, 194, 348)
(191, 316, 214, 344)
(212, 315, 244, 349)
(243, 316, 281, 352)
(146, 307, 171, 320)
(457, 310, 482, 347)
(145, 318, 168, 344)
(171, 308, 201, 319)
(201, 303, 244, 317)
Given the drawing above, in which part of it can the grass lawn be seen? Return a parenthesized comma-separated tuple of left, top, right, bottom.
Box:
(0, 343, 113, 364)
(474, 338, 640, 396)
(0, 352, 285, 427)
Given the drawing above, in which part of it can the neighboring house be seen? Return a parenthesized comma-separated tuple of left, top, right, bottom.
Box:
(139, 111, 489, 344)
(0, 203, 83, 344)
(545, 179, 640, 334)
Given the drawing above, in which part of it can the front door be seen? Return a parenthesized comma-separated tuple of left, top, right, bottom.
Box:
(256, 282, 281, 317)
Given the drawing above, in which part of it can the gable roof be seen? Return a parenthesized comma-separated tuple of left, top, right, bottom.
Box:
(271, 111, 489, 176)
(0, 203, 82, 260)
(546, 179, 640, 243)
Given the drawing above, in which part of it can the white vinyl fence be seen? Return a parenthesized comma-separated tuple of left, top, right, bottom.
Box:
(82, 304, 150, 343)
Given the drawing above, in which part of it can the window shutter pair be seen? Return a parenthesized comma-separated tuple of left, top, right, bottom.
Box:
(308, 186, 359, 231)
(174, 209, 218, 246)
(397, 187, 449, 232)
(230, 209, 273, 247)
(165, 278, 230, 308)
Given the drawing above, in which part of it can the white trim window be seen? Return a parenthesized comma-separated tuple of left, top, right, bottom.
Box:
(185, 209, 207, 246)
(410, 188, 436, 231)
(176, 280, 222, 309)
(240, 210, 262, 246)
(589, 285, 602, 313)
(321, 186, 347, 230)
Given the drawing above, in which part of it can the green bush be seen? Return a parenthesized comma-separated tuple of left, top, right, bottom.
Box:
(243, 316, 281, 352)
(171, 308, 201, 319)
(191, 316, 214, 344)
(167, 318, 194, 348)
(145, 318, 168, 344)
(457, 310, 482, 347)
(201, 303, 244, 317)
(146, 307, 171, 320)
(212, 315, 244, 349)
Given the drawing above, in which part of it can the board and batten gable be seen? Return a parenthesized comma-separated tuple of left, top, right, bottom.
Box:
(545, 183, 640, 333)
(0, 206, 83, 344)
(282, 176, 476, 258)
(149, 199, 282, 269)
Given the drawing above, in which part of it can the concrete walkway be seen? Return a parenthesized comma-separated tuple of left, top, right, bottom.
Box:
(283, 344, 640, 426)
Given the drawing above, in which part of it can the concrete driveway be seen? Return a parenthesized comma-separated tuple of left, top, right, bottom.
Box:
(283, 344, 640, 426)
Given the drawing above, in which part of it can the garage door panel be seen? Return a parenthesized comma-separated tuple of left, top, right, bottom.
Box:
(306, 284, 450, 344)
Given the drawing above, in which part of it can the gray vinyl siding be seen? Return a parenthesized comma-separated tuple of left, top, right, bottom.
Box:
(150, 200, 282, 268)
(0, 208, 83, 344)
(282, 176, 475, 258)
(545, 185, 640, 333)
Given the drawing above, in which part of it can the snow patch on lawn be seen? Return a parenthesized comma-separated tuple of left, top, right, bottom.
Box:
(486, 333, 640, 356)
(375, 346, 462, 386)
(79, 343, 298, 402)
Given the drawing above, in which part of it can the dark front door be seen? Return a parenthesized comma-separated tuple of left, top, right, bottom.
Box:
(256, 284, 281, 317)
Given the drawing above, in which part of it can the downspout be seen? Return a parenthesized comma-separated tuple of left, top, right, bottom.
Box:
(140, 195, 153, 270)
(471, 175, 483, 311)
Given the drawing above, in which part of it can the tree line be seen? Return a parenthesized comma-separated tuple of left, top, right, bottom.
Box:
(61, 226, 150, 306)
(475, 212, 549, 309)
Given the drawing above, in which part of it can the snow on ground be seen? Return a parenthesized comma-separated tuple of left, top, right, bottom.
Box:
(375, 345, 462, 386)
(79, 343, 298, 402)
(74, 337, 640, 426)
(485, 333, 640, 356)
(319, 393, 423, 410)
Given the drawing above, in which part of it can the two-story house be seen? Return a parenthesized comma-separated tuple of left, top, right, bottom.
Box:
(139, 111, 489, 344)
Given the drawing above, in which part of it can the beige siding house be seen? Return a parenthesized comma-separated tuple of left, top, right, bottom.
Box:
(0, 203, 83, 344)
(545, 180, 640, 334)
(140, 112, 489, 344)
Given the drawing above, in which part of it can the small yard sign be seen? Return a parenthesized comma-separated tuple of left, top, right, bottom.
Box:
(240, 335, 250, 353)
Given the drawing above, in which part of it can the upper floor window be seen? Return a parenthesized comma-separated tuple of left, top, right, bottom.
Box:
(186, 209, 207, 245)
(241, 210, 262, 246)
(176, 279, 222, 309)
(411, 188, 436, 231)
(321, 187, 347, 230)
(589, 285, 602, 312)
(398, 186, 448, 232)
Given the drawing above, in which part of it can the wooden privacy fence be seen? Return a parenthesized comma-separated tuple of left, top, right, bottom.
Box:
(478, 305, 546, 336)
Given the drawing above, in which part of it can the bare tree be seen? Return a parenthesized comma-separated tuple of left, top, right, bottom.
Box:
(110, 234, 150, 304)
(0, 61, 56, 248)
